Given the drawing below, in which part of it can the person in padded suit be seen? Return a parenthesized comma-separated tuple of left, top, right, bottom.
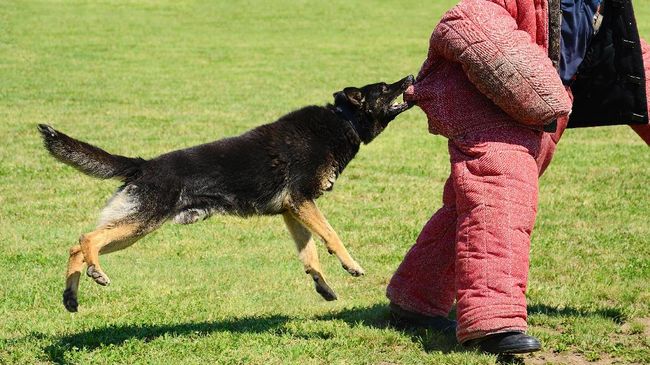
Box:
(387, 0, 649, 354)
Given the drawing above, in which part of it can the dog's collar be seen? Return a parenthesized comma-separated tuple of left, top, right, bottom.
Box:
(332, 104, 361, 144)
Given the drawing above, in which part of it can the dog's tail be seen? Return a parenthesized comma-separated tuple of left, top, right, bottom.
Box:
(37, 124, 145, 181)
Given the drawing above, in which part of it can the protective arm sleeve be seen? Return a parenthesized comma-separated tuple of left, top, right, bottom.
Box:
(427, 0, 572, 126)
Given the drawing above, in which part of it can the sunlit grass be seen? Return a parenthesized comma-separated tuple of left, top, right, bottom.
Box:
(0, 1, 648, 364)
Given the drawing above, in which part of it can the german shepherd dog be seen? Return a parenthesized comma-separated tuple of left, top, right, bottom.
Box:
(38, 75, 415, 312)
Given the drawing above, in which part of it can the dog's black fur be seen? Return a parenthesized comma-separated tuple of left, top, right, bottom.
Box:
(39, 75, 414, 312)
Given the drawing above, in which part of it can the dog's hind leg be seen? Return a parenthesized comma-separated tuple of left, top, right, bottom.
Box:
(63, 244, 85, 312)
(283, 212, 337, 301)
(81, 183, 167, 287)
(62, 222, 153, 312)
(79, 222, 143, 287)
(288, 199, 365, 277)
(62, 223, 142, 312)
(62, 182, 176, 312)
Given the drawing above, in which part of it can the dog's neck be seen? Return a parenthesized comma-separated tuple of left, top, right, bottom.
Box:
(331, 98, 362, 145)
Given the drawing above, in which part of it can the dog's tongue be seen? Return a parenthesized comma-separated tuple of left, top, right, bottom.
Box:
(403, 84, 416, 101)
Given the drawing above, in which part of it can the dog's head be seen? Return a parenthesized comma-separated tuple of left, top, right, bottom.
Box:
(332, 75, 415, 144)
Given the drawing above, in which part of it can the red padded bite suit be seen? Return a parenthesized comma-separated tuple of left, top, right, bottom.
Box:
(387, 0, 649, 343)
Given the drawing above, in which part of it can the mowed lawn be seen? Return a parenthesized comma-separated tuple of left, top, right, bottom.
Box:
(1, 1, 648, 364)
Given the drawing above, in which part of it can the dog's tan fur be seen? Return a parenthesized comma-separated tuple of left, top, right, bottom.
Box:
(288, 199, 364, 276)
(65, 223, 142, 297)
(283, 213, 326, 284)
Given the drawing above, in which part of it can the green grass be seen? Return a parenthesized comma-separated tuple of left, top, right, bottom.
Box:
(1, 1, 648, 364)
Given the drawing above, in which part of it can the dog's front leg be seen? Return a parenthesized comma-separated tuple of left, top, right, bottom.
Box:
(288, 199, 365, 277)
(283, 212, 337, 301)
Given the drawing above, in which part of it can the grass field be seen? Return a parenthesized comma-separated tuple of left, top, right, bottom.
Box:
(1, 1, 649, 364)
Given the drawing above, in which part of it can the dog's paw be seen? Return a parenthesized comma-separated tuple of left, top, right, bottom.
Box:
(312, 274, 337, 301)
(342, 263, 365, 277)
(63, 288, 78, 312)
(86, 265, 111, 286)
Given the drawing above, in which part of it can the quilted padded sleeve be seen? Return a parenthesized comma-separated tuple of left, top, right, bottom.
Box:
(429, 0, 571, 126)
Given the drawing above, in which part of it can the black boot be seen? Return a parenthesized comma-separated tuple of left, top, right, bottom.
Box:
(388, 303, 457, 336)
(464, 332, 541, 354)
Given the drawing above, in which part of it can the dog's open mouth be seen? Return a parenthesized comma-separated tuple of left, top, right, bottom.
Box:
(389, 100, 411, 113)
(388, 94, 413, 114)
(388, 76, 415, 114)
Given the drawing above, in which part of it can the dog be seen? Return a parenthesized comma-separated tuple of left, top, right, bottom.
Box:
(38, 75, 415, 312)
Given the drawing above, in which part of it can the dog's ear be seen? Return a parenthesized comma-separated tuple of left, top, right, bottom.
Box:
(342, 87, 364, 107)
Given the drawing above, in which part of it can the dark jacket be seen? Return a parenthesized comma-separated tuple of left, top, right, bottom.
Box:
(567, 0, 648, 128)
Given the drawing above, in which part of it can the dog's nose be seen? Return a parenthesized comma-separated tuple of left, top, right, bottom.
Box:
(405, 75, 415, 85)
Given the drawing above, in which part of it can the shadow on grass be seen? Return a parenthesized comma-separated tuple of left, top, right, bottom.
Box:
(42, 302, 626, 364)
(312, 306, 527, 365)
(528, 304, 626, 324)
(314, 303, 461, 354)
(313, 302, 627, 361)
(44, 314, 290, 365)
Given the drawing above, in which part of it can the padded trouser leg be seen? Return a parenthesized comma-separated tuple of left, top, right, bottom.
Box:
(450, 127, 541, 343)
